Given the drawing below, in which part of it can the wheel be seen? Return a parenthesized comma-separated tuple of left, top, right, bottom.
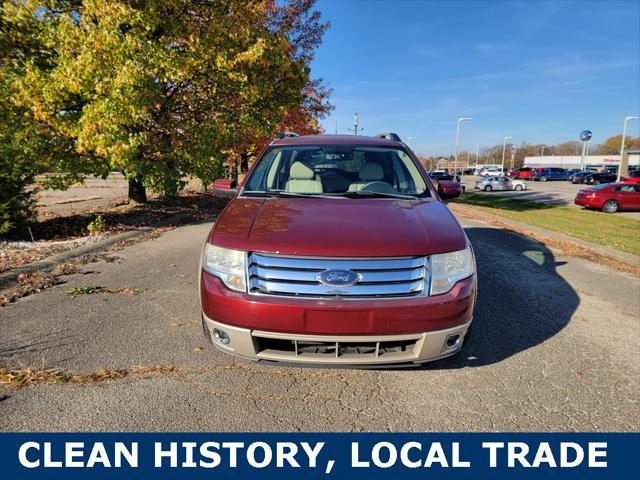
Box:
(540, 176, 548, 182)
(603, 200, 618, 213)
(514, 184, 523, 191)
(593, 179, 601, 185)
(484, 185, 492, 192)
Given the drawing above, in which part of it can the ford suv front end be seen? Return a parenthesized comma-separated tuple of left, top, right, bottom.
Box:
(200, 134, 476, 366)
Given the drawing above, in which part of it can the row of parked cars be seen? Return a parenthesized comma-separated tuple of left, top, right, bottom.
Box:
(506, 166, 640, 184)
(472, 166, 640, 213)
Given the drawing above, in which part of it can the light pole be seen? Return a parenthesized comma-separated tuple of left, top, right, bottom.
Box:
(540, 146, 545, 156)
(348, 113, 362, 136)
(617, 115, 639, 182)
(476, 143, 479, 165)
(501, 136, 512, 170)
(455, 117, 472, 166)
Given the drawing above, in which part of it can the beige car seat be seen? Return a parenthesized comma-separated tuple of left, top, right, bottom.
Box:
(349, 162, 392, 192)
(285, 162, 323, 193)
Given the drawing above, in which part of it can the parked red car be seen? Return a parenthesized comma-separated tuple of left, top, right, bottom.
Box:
(507, 167, 534, 180)
(620, 171, 640, 183)
(574, 183, 640, 213)
(200, 134, 476, 366)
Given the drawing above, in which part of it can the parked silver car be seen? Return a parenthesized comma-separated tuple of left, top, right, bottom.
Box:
(475, 176, 527, 192)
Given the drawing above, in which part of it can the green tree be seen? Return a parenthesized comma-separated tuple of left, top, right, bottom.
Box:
(1, 1, 92, 234)
(3, 0, 328, 203)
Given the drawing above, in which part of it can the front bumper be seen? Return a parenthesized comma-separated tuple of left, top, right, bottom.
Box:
(202, 313, 472, 366)
(200, 271, 476, 365)
(201, 272, 475, 335)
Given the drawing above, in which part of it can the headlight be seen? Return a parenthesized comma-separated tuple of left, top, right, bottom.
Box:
(429, 245, 475, 295)
(202, 243, 247, 292)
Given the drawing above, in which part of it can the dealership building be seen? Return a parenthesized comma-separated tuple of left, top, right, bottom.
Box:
(523, 154, 640, 170)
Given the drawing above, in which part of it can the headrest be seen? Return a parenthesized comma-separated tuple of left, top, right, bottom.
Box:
(290, 162, 315, 180)
(359, 162, 384, 181)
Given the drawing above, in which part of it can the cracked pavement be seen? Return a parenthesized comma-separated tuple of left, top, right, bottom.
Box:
(1, 216, 638, 432)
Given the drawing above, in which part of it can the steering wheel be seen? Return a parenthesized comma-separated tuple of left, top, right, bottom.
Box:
(360, 181, 397, 194)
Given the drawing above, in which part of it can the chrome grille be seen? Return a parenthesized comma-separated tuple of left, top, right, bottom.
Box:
(248, 253, 427, 298)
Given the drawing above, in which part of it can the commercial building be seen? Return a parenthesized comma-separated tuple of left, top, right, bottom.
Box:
(523, 155, 640, 170)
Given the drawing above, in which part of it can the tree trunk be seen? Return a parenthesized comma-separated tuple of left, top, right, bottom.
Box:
(128, 177, 147, 203)
(240, 152, 249, 174)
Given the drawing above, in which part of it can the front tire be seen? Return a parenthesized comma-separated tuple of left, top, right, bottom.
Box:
(603, 200, 618, 213)
(514, 184, 523, 191)
(540, 176, 548, 182)
(484, 185, 492, 192)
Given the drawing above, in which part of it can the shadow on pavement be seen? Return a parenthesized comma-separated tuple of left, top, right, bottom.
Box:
(428, 226, 579, 369)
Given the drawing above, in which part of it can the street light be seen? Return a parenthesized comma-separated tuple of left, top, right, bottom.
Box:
(501, 136, 512, 170)
(455, 117, 472, 166)
(617, 115, 639, 182)
(348, 112, 363, 135)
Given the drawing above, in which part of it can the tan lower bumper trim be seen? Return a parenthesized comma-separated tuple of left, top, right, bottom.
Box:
(202, 314, 471, 366)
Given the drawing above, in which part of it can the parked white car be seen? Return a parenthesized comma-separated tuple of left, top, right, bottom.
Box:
(479, 167, 506, 177)
(475, 176, 527, 191)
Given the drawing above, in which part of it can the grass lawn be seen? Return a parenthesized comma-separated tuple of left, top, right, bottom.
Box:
(453, 193, 640, 256)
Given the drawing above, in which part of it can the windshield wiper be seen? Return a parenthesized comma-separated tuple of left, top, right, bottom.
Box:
(242, 190, 345, 199)
(340, 191, 419, 200)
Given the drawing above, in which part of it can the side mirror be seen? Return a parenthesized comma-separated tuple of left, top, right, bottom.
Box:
(212, 178, 237, 198)
(437, 180, 462, 200)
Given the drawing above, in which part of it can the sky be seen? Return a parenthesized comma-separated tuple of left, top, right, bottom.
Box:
(310, 0, 640, 156)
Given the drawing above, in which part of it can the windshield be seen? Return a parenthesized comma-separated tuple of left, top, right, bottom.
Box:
(243, 145, 430, 198)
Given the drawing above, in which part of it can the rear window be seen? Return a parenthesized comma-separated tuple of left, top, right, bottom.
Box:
(243, 145, 430, 198)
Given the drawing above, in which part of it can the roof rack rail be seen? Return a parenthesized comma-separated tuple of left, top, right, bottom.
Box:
(276, 131, 300, 139)
(374, 132, 402, 142)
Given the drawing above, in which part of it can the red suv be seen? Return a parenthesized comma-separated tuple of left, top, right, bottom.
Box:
(200, 134, 476, 366)
(507, 167, 533, 180)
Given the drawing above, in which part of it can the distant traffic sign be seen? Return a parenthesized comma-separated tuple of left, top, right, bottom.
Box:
(580, 130, 592, 142)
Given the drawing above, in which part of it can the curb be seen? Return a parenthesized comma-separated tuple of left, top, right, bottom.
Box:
(450, 203, 640, 268)
(0, 214, 192, 290)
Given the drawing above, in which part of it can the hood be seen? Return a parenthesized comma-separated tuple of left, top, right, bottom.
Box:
(210, 197, 466, 257)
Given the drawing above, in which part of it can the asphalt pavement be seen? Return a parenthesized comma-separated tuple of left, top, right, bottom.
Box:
(1, 217, 638, 431)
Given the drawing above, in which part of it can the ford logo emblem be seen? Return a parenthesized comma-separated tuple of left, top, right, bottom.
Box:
(317, 269, 361, 287)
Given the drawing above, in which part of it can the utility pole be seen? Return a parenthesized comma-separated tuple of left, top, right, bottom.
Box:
(540, 146, 545, 156)
(335, 121, 338, 135)
(476, 143, 479, 166)
(455, 117, 472, 166)
(617, 115, 639, 182)
(501, 136, 512, 170)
